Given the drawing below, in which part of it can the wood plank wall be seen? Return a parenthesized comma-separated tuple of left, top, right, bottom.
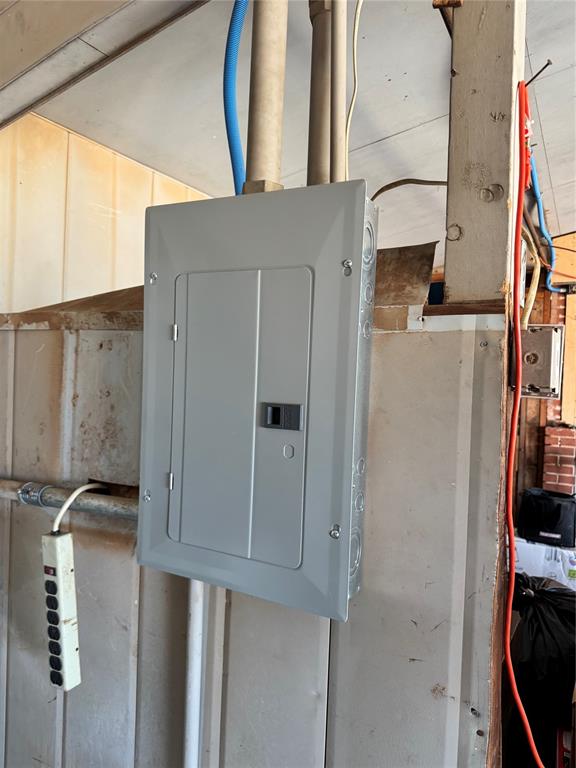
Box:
(551, 232, 576, 288)
(0, 113, 208, 312)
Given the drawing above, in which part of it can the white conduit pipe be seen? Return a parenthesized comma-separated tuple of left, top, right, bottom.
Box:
(307, 0, 331, 185)
(245, 0, 289, 190)
(183, 579, 206, 768)
(330, 0, 347, 182)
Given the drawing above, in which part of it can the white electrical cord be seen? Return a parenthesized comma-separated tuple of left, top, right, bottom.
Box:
(345, 0, 365, 181)
(51, 483, 106, 533)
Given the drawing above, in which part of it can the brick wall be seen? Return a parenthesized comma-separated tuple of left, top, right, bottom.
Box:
(548, 292, 566, 325)
(543, 426, 576, 495)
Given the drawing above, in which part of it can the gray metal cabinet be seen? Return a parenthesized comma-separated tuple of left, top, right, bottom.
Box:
(138, 182, 377, 619)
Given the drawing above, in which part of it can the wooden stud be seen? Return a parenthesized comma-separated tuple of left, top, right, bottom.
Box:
(444, 0, 526, 304)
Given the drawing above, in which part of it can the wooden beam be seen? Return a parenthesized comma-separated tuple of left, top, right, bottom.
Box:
(374, 243, 436, 307)
(432, 0, 462, 7)
(444, 0, 526, 304)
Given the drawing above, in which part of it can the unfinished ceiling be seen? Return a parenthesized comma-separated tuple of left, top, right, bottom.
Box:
(36, 0, 575, 255)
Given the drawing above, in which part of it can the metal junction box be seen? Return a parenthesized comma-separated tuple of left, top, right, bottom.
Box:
(138, 181, 377, 620)
(521, 324, 564, 398)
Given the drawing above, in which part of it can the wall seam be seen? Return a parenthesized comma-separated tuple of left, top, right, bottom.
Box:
(61, 130, 71, 303)
(0, 330, 16, 766)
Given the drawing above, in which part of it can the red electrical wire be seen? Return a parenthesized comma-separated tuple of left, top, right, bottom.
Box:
(504, 81, 546, 768)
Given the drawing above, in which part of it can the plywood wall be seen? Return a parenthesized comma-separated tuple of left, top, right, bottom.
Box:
(0, 113, 208, 312)
(551, 231, 576, 287)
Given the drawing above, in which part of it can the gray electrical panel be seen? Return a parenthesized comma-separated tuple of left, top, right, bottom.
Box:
(138, 181, 377, 620)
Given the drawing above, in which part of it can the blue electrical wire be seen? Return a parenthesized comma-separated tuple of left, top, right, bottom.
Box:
(224, 0, 249, 196)
(530, 154, 564, 293)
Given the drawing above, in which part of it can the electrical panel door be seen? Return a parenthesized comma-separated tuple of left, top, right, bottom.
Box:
(138, 181, 377, 620)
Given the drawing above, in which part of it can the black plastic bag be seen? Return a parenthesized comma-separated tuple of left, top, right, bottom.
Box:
(503, 574, 575, 766)
(514, 573, 575, 709)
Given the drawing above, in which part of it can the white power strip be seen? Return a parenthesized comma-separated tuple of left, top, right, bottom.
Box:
(41, 532, 82, 691)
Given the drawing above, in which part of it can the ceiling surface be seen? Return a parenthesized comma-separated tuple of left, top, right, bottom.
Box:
(37, 0, 576, 256)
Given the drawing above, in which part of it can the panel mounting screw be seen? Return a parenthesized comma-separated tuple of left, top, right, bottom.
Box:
(142, 489, 152, 503)
(148, 272, 158, 285)
(447, 224, 463, 241)
(342, 260, 353, 276)
(329, 524, 341, 540)
(480, 341, 488, 348)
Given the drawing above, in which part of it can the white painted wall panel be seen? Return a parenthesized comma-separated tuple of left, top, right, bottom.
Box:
(0, 113, 208, 313)
(222, 594, 329, 768)
(113, 155, 153, 291)
(64, 134, 116, 301)
(0, 124, 16, 312)
(6, 330, 67, 768)
(0, 314, 507, 767)
(327, 325, 504, 768)
(65, 517, 140, 768)
(135, 567, 188, 768)
(13, 115, 68, 311)
(1, 325, 189, 768)
(0, 330, 14, 766)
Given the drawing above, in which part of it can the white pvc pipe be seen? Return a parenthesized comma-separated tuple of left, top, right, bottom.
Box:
(307, 1, 331, 185)
(183, 579, 206, 768)
(245, 0, 289, 188)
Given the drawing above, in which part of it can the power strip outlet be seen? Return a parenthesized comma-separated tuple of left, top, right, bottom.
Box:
(41, 532, 81, 691)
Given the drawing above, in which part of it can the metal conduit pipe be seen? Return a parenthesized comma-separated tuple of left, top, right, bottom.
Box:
(330, 0, 347, 182)
(307, 1, 331, 185)
(0, 478, 138, 521)
(244, 0, 289, 193)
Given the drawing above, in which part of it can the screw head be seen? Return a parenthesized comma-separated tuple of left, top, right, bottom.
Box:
(480, 340, 488, 348)
(342, 259, 353, 276)
(524, 352, 539, 365)
(447, 224, 463, 242)
(142, 489, 152, 503)
(329, 524, 341, 540)
(148, 272, 158, 285)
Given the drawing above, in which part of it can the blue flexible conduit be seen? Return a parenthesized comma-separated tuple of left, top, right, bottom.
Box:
(530, 154, 564, 293)
(224, 0, 249, 196)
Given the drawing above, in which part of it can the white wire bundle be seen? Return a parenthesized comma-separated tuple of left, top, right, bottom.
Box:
(345, 0, 365, 180)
